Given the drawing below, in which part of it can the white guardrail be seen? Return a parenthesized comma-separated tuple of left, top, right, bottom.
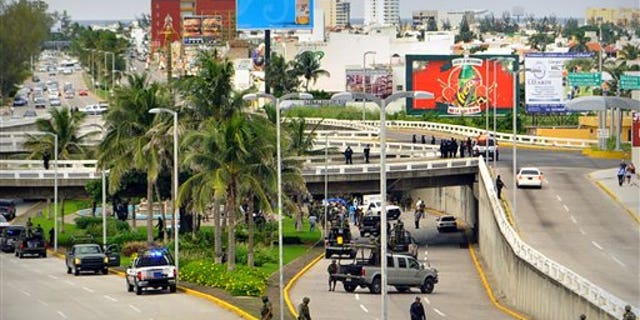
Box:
(478, 159, 632, 317)
(0, 130, 104, 153)
(305, 118, 597, 149)
(302, 157, 478, 176)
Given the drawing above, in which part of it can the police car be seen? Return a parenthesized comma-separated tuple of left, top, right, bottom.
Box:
(125, 248, 177, 295)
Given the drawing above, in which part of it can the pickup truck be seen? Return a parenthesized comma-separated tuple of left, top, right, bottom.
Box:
(0, 225, 25, 252)
(333, 247, 438, 294)
(324, 225, 356, 259)
(359, 213, 391, 237)
(359, 198, 401, 221)
(125, 248, 177, 295)
(15, 229, 46, 258)
(66, 243, 116, 276)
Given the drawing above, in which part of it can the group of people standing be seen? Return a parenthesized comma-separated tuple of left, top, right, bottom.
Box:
(343, 144, 371, 164)
(616, 160, 636, 186)
(439, 137, 473, 159)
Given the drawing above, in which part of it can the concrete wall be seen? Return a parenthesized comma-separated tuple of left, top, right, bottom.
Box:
(475, 161, 619, 320)
(409, 185, 477, 234)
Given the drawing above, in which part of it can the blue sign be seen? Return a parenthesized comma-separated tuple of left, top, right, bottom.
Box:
(237, 0, 314, 30)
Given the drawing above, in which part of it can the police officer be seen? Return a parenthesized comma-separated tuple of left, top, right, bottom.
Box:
(623, 305, 637, 320)
(297, 297, 311, 320)
(260, 296, 273, 320)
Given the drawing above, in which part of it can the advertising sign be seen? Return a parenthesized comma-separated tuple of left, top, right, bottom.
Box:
(524, 52, 593, 113)
(346, 68, 393, 99)
(183, 16, 222, 45)
(406, 55, 517, 116)
(237, 0, 314, 30)
(621, 75, 640, 90)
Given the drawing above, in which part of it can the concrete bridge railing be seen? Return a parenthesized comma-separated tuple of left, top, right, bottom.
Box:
(477, 159, 631, 319)
(305, 118, 597, 149)
(0, 160, 98, 170)
(302, 157, 478, 176)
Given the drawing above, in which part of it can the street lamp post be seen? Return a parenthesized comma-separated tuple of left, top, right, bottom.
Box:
(323, 131, 339, 236)
(362, 51, 377, 122)
(148, 108, 179, 277)
(242, 92, 313, 320)
(331, 90, 433, 320)
(35, 132, 58, 251)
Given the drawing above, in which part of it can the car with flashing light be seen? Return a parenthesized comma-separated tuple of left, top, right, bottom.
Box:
(65, 243, 117, 276)
(516, 167, 543, 188)
(125, 248, 177, 295)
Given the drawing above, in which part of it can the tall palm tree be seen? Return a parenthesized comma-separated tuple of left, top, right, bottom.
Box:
(98, 73, 172, 242)
(24, 108, 91, 160)
(266, 53, 300, 97)
(179, 113, 276, 270)
(293, 51, 330, 92)
(618, 43, 639, 61)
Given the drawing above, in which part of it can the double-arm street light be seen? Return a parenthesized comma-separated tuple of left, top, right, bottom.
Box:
(242, 92, 313, 320)
(29, 132, 58, 251)
(148, 108, 180, 277)
(331, 90, 433, 320)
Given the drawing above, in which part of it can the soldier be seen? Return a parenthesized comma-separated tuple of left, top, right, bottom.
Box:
(409, 296, 426, 320)
(327, 259, 338, 291)
(623, 305, 637, 320)
(578, 314, 586, 320)
(297, 297, 311, 320)
(260, 296, 273, 320)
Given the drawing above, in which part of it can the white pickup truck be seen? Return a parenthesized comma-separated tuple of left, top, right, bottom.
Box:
(358, 194, 402, 220)
(125, 249, 177, 295)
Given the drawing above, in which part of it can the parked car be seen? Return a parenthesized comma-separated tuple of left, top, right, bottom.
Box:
(78, 89, 89, 96)
(517, 167, 543, 188)
(436, 215, 457, 232)
(80, 104, 108, 114)
(23, 110, 37, 118)
(12, 96, 28, 107)
(125, 248, 177, 295)
(0, 199, 17, 220)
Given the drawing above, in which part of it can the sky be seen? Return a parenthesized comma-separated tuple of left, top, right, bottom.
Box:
(44, 0, 639, 21)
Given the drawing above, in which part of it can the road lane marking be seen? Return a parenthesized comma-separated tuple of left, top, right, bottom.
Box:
(129, 305, 141, 313)
(592, 241, 603, 250)
(355, 293, 360, 300)
(21, 290, 31, 296)
(48, 275, 59, 280)
(57, 311, 68, 319)
(103, 295, 118, 302)
(37, 299, 48, 306)
(563, 205, 570, 212)
(579, 228, 586, 235)
(360, 304, 369, 312)
(65, 280, 75, 286)
(556, 195, 562, 201)
(570, 215, 577, 224)
(433, 308, 446, 317)
(82, 286, 94, 293)
(423, 296, 430, 305)
(611, 256, 626, 268)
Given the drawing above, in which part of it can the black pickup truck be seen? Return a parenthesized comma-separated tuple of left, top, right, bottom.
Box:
(15, 230, 46, 258)
(324, 225, 356, 259)
(359, 214, 391, 237)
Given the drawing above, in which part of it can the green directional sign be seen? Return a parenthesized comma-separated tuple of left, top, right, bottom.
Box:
(568, 72, 601, 86)
(620, 75, 640, 90)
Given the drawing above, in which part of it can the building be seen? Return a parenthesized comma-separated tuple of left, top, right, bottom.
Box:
(412, 10, 438, 28)
(335, 0, 351, 26)
(585, 7, 640, 26)
(364, 0, 399, 26)
(150, 0, 236, 50)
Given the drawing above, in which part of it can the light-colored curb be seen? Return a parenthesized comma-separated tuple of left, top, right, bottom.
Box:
(47, 249, 257, 320)
(468, 245, 528, 320)
(284, 253, 324, 318)
(592, 179, 640, 225)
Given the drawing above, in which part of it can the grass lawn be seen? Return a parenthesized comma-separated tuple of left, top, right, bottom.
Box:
(258, 244, 313, 276)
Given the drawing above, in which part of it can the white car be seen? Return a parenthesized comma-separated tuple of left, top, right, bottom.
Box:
(49, 97, 62, 106)
(516, 167, 543, 188)
(80, 104, 108, 114)
(436, 215, 457, 232)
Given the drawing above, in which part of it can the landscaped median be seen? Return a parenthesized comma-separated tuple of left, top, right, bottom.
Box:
(581, 148, 630, 160)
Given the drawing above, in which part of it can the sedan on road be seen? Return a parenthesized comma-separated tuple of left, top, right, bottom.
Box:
(436, 215, 457, 232)
(516, 167, 543, 188)
(78, 89, 89, 96)
(12, 96, 28, 106)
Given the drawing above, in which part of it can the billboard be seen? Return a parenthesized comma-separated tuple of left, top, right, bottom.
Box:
(346, 68, 393, 99)
(236, 0, 314, 30)
(406, 55, 518, 116)
(524, 52, 594, 113)
(183, 16, 223, 45)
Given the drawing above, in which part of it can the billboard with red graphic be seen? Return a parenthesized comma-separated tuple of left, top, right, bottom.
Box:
(405, 55, 518, 116)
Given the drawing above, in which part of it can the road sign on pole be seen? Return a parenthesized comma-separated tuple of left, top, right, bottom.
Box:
(620, 75, 640, 90)
(568, 72, 601, 86)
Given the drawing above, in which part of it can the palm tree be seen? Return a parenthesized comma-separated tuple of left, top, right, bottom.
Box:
(293, 51, 330, 92)
(179, 113, 276, 270)
(98, 73, 172, 242)
(24, 107, 92, 160)
(618, 43, 639, 61)
(266, 53, 300, 97)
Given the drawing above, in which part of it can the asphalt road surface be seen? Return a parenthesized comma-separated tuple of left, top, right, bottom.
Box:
(0, 253, 242, 320)
(290, 214, 514, 320)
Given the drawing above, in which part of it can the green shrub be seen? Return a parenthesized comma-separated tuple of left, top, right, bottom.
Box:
(109, 231, 146, 248)
(121, 241, 154, 257)
(75, 216, 103, 229)
(179, 260, 268, 296)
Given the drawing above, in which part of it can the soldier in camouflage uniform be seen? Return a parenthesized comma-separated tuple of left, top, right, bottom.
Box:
(623, 305, 637, 320)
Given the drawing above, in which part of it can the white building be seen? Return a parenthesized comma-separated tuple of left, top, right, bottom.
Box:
(364, 0, 400, 26)
(335, 0, 351, 26)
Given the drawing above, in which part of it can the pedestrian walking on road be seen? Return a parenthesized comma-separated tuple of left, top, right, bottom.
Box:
(617, 165, 626, 186)
(297, 297, 312, 320)
(327, 259, 338, 291)
(409, 296, 426, 320)
(623, 305, 637, 320)
(364, 144, 371, 163)
(496, 175, 505, 199)
(625, 163, 635, 185)
(414, 209, 423, 229)
(260, 296, 273, 320)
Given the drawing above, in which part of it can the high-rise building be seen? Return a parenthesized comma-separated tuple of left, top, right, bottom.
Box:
(150, 0, 236, 50)
(317, 0, 337, 27)
(364, 0, 399, 25)
(335, 0, 351, 26)
(585, 7, 640, 26)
